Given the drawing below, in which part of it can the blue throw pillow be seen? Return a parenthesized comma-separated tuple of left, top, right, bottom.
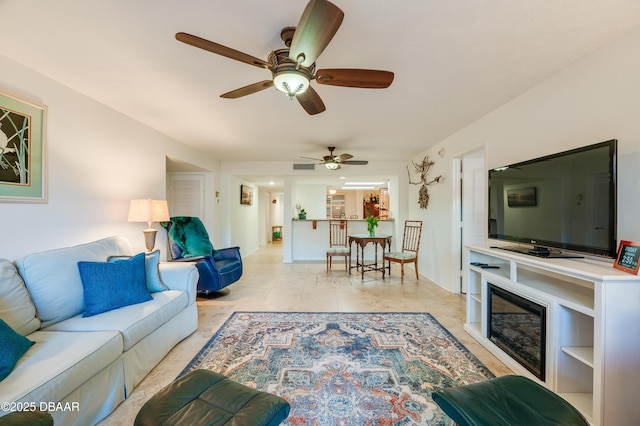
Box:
(108, 250, 168, 293)
(78, 252, 152, 317)
(0, 318, 35, 381)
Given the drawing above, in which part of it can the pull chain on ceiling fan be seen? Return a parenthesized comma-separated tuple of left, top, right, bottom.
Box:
(175, 0, 394, 115)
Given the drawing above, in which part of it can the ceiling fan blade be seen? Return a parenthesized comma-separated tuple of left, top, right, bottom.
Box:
(300, 156, 323, 161)
(341, 160, 369, 165)
(176, 32, 271, 69)
(220, 80, 274, 99)
(336, 153, 353, 162)
(296, 86, 326, 115)
(315, 69, 394, 88)
(289, 0, 344, 67)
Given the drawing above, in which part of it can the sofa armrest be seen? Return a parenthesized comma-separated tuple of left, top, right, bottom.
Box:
(158, 262, 198, 304)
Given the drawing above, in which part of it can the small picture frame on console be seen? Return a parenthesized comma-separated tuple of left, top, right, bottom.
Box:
(613, 240, 640, 275)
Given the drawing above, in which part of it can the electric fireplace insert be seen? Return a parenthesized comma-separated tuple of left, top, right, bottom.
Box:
(488, 284, 546, 381)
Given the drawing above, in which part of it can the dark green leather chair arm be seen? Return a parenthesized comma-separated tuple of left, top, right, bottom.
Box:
(432, 375, 589, 426)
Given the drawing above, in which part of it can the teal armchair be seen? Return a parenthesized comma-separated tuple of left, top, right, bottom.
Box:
(161, 216, 243, 296)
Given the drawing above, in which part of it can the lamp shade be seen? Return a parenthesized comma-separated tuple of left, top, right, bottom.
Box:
(128, 199, 170, 227)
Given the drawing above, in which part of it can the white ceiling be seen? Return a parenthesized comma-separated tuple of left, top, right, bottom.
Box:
(2, 0, 640, 166)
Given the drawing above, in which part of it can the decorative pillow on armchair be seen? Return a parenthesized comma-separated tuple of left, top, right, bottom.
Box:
(0, 318, 34, 382)
(78, 252, 152, 317)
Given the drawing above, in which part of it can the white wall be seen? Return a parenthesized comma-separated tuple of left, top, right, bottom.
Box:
(413, 26, 640, 292)
(0, 55, 219, 260)
(295, 184, 327, 219)
(228, 177, 259, 256)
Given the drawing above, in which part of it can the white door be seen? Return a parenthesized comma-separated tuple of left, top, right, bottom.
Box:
(460, 149, 486, 293)
(167, 173, 204, 219)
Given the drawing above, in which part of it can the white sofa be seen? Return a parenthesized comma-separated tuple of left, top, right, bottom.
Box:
(0, 236, 198, 425)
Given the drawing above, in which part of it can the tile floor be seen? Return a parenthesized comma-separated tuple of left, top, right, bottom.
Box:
(99, 242, 512, 425)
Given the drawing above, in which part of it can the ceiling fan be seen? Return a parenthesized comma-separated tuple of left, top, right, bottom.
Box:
(175, 0, 394, 115)
(303, 147, 368, 170)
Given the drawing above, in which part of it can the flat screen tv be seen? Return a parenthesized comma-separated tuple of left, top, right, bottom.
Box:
(488, 139, 617, 258)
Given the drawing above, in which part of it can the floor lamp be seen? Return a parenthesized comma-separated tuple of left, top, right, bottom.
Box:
(128, 198, 170, 252)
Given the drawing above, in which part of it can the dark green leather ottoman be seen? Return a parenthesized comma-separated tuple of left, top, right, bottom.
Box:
(0, 410, 53, 426)
(432, 375, 589, 426)
(135, 369, 290, 426)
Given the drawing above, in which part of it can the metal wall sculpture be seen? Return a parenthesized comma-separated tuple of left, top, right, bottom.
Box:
(407, 156, 442, 209)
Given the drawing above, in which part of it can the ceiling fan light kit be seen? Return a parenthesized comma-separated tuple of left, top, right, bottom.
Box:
(269, 49, 314, 98)
(273, 70, 310, 98)
(325, 161, 340, 170)
(175, 0, 393, 115)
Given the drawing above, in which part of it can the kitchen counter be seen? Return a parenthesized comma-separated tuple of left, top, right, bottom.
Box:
(290, 219, 395, 261)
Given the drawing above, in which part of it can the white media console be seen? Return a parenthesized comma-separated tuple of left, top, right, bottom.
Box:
(464, 244, 640, 425)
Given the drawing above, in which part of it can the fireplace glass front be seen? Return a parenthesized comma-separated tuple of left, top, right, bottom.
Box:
(488, 284, 546, 381)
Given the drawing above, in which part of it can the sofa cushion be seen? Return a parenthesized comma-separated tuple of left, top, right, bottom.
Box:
(0, 259, 40, 335)
(79, 253, 152, 317)
(15, 236, 133, 328)
(44, 290, 188, 351)
(0, 319, 35, 382)
(108, 250, 168, 293)
(0, 330, 123, 408)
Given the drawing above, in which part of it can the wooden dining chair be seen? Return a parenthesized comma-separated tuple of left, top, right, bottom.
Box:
(327, 220, 350, 271)
(384, 220, 423, 279)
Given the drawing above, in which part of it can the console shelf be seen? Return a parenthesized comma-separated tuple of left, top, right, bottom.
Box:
(464, 244, 640, 426)
(561, 346, 594, 368)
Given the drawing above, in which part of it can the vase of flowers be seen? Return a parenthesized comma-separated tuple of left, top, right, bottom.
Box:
(366, 215, 379, 236)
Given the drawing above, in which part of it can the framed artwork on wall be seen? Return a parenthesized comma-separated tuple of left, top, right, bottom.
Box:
(507, 187, 537, 207)
(0, 90, 47, 203)
(240, 184, 253, 205)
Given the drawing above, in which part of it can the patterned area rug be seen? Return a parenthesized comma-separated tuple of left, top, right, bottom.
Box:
(180, 312, 494, 425)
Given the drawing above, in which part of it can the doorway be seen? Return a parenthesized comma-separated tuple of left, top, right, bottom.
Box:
(268, 191, 284, 244)
(455, 147, 486, 293)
